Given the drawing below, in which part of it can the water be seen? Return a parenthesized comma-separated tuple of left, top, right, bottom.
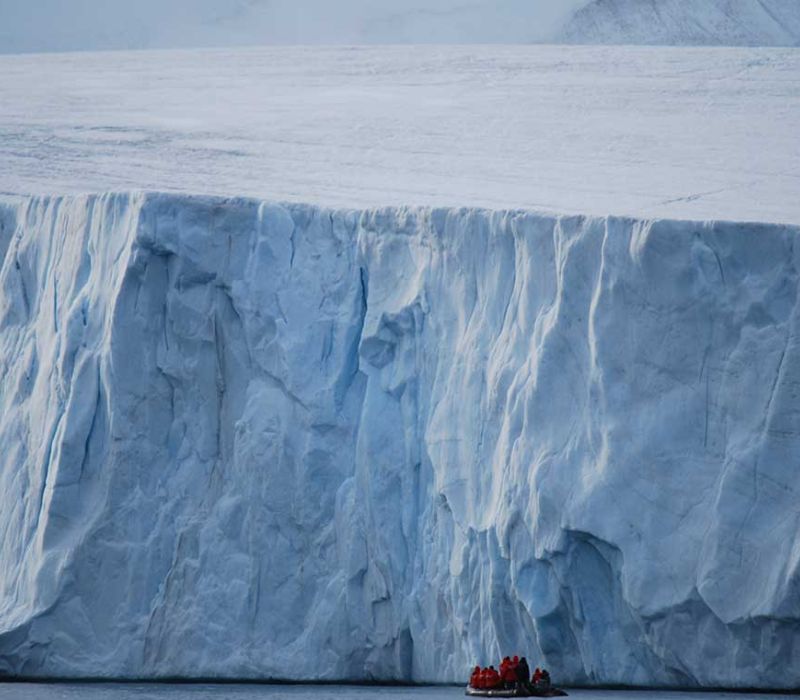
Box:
(0, 687, 796, 700)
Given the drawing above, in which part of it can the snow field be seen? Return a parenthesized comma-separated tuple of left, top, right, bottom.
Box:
(1, 46, 799, 224)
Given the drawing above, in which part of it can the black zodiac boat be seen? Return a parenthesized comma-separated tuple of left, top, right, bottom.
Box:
(465, 686, 568, 698)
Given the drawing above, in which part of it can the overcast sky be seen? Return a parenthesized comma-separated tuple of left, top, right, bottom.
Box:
(0, 0, 592, 53)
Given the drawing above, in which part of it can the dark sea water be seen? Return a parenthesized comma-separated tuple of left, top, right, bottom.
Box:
(0, 687, 797, 700)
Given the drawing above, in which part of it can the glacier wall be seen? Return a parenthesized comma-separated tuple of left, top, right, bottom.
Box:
(0, 192, 799, 687)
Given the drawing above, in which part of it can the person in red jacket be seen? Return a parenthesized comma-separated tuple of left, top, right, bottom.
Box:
(501, 659, 517, 688)
(487, 666, 501, 688)
(499, 656, 508, 678)
(470, 666, 481, 688)
(532, 667, 542, 685)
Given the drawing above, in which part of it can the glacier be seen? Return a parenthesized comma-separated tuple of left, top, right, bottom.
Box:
(0, 191, 799, 687)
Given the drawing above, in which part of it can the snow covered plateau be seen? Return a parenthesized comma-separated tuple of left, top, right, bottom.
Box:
(2, 46, 799, 224)
(0, 46, 799, 687)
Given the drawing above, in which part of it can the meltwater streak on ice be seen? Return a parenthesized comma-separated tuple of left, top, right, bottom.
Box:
(0, 193, 799, 686)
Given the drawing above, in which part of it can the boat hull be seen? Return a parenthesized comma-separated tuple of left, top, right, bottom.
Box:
(465, 686, 568, 697)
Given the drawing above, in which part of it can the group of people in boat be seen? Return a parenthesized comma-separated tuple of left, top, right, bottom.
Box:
(469, 655, 551, 691)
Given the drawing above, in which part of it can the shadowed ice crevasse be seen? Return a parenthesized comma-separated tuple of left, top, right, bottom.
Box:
(0, 192, 798, 686)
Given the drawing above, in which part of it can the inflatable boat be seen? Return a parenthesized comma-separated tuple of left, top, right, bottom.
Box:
(465, 686, 568, 698)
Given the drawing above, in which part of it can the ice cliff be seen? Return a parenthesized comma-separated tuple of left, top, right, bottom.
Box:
(0, 192, 799, 687)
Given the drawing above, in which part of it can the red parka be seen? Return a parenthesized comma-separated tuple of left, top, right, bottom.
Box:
(500, 657, 510, 676)
(503, 665, 517, 683)
(470, 667, 481, 688)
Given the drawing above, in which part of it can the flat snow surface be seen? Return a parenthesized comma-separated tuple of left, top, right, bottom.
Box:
(1, 45, 799, 224)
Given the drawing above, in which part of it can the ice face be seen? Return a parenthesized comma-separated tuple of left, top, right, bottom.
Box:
(0, 192, 798, 686)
